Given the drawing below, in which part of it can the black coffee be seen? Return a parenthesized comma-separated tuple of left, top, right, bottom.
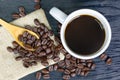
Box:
(65, 15, 105, 55)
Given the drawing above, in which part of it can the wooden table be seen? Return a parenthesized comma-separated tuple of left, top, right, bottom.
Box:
(0, 0, 120, 80)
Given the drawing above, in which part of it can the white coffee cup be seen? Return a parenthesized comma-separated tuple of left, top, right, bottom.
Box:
(49, 7, 111, 59)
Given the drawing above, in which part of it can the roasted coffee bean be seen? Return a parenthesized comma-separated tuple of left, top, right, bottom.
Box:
(34, 3, 41, 10)
(105, 57, 112, 65)
(60, 49, 67, 55)
(42, 45, 47, 49)
(32, 27, 38, 32)
(71, 72, 76, 77)
(63, 75, 70, 80)
(65, 59, 70, 66)
(100, 53, 107, 60)
(19, 12, 25, 17)
(15, 56, 22, 61)
(41, 61, 49, 66)
(34, 19, 41, 26)
(31, 36, 36, 41)
(46, 48, 51, 54)
(41, 39, 48, 45)
(77, 63, 84, 69)
(34, 0, 40, 2)
(53, 64, 58, 71)
(39, 23, 45, 30)
(48, 65, 54, 72)
(27, 40, 33, 44)
(53, 56, 60, 62)
(84, 71, 89, 76)
(35, 47, 42, 53)
(19, 6, 25, 13)
(47, 53, 53, 59)
(41, 69, 49, 74)
(87, 62, 92, 68)
(64, 69, 70, 74)
(23, 62, 29, 68)
(13, 48, 18, 54)
(58, 60, 65, 67)
(65, 54, 71, 59)
(40, 31, 44, 36)
(80, 71, 85, 76)
(12, 41, 18, 48)
(76, 59, 80, 64)
(44, 27, 48, 32)
(75, 68, 81, 75)
(48, 30, 53, 36)
(24, 44, 32, 49)
(42, 33, 48, 39)
(36, 72, 41, 80)
(31, 61, 37, 66)
(91, 63, 96, 70)
(83, 66, 90, 71)
(43, 74, 50, 79)
(38, 51, 46, 57)
(25, 25, 32, 30)
(7, 47, 13, 52)
(12, 13, 20, 19)
(70, 68, 76, 72)
(57, 68, 64, 72)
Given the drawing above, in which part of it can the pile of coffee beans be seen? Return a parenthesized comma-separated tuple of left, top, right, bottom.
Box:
(7, 19, 62, 68)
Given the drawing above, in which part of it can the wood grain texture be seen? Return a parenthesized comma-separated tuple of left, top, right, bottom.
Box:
(0, 0, 120, 80)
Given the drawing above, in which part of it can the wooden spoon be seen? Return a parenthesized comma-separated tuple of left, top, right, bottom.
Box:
(0, 19, 39, 51)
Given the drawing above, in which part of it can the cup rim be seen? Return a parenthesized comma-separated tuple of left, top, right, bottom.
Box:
(60, 9, 112, 59)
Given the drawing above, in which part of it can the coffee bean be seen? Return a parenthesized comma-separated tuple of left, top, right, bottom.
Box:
(35, 47, 42, 53)
(91, 64, 96, 70)
(38, 51, 46, 57)
(43, 74, 50, 79)
(7, 47, 13, 52)
(53, 56, 60, 62)
(32, 27, 38, 32)
(42, 45, 47, 49)
(44, 27, 48, 32)
(48, 30, 53, 36)
(27, 40, 33, 44)
(41, 61, 49, 66)
(71, 72, 76, 77)
(12, 41, 18, 48)
(46, 48, 51, 54)
(70, 68, 76, 72)
(19, 12, 25, 17)
(41, 69, 49, 74)
(31, 61, 37, 66)
(105, 57, 112, 65)
(12, 13, 20, 19)
(48, 65, 54, 72)
(31, 36, 36, 42)
(75, 68, 81, 75)
(36, 72, 41, 80)
(42, 33, 48, 39)
(39, 23, 45, 30)
(47, 53, 53, 59)
(87, 63, 92, 68)
(34, 3, 41, 10)
(34, 19, 41, 26)
(64, 69, 70, 74)
(84, 71, 89, 76)
(18, 35, 23, 41)
(41, 39, 48, 45)
(65, 54, 71, 59)
(57, 68, 64, 72)
(83, 66, 90, 71)
(23, 62, 29, 68)
(63, 75, 70, 80)
(100, 53, 107, 60)
(34, 0, 40, 2)
(86, 59, 93, 63)
(77, 63, 84, 69)
(15, 56, 22, 61)
(60, 49, 67, 55)
(19, 6, 25, 13)
(53, 64, 58, 71)
(13, 49, 18, 54)
(80, 71, 85, 76)
(58, 60, 65, 67)
(40, 31, 44, 36)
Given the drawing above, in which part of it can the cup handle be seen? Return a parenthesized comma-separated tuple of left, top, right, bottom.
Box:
(49, 7, 68, 24)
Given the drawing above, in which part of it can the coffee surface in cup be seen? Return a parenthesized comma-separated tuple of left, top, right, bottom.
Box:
(65, 15, 105, 55)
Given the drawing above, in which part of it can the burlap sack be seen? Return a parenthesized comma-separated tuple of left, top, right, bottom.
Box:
(0, 9, 64, 80)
